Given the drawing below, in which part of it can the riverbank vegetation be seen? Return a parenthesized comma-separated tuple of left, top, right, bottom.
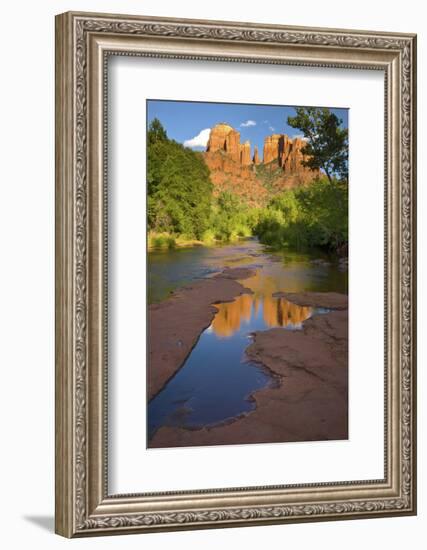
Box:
(147, 108, 348, 253)
(254, 107, 348, 251)
(255, 177, 348, 251)
(148, 118, 212, 240)
(148, 119, 258, 248)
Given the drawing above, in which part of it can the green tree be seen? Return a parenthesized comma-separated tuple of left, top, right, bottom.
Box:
(148, 117, 167, 144)
(212, 192, 243, 240)
(287, 107, 348, 182)
(255, 178, 348, 251)
(147, 119, 213, 239)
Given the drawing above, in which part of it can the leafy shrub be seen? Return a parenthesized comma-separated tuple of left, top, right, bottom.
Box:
(148, 232, 176, 250)
(255, 178, 348, 251)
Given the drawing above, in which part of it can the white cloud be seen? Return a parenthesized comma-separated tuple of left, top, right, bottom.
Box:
(240, 120, 256, 127)
(183, 128, 211, 148)
(269, 126, 275, 132)
(292, 134, 309, 141)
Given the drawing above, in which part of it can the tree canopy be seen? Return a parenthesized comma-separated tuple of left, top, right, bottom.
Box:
(147, 116, 348, 254)
(147, 117, 167, 144)
(287, 107, 348, 182)
(147, 119, 213, 239)
(255, 177, 348, 251)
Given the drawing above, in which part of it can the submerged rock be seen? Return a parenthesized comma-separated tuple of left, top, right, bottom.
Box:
(214, 267, 256, 280)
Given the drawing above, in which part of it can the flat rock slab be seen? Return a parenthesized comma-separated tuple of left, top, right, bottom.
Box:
(273, 291, 348, 310)
(150, 293, 348, 448)
(148, 268, 255, 400)
(213, 266, 256, 280)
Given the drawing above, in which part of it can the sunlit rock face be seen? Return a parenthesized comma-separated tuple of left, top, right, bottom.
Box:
(203, 123, 319, 207)
(240, 141, 252, 166)
(280, 137, 316, 177)
(263, 134, 285, 164)
(206, 123, 317, 173)
(263, 134, 317, 174)
(204, 123, 266, 207)
(206, 123, 241, 163)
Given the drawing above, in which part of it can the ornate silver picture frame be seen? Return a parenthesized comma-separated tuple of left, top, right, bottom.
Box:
(55, 11, 417, 537)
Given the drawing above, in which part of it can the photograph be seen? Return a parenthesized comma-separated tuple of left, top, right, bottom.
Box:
(147, 100, 349, 448)
(52, 9, 416, 538)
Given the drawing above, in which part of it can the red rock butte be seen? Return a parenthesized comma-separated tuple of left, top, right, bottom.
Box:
(204, 123, 319, 207)
(263, 134, 314, 175)
(206, 123, 252, 165)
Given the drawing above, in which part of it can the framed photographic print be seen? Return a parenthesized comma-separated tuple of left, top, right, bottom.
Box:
(55, 11, 417, 537)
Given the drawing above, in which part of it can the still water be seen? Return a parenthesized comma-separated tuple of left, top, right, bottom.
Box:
(147, 239, 346, 442)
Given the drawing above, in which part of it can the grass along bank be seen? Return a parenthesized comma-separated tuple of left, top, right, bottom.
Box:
(147, 228, 252, 251)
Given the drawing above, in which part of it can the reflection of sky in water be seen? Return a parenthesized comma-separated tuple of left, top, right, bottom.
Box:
(147, 293, 321, 442)
(147, 239, 341, 444)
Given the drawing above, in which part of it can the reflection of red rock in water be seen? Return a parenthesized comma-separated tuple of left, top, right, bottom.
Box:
(150, 292, 349, 448)
(211, 293, 253, 337)
(211, 293, 312, 338)
(263, 298, 311, 328)
(147, 267, 256, 400)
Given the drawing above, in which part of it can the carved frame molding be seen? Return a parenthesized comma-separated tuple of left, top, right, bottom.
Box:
(55, 11, 416, 537)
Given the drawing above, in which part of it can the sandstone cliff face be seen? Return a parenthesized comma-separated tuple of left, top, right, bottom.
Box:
(206, 123, 241, 163)
(204, 124, 265, 206)
(280, 137, 310, 173)
(203, 123, 319, 207)
(240, 141, 252, 166)
(262, 133, 319, 184)
(262, 134, 312, 171)
(263, 134, 285, 164)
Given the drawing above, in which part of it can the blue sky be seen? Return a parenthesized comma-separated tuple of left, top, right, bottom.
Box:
(147, 100, 348, 157)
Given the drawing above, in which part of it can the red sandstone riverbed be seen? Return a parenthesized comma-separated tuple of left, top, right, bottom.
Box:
(148, 269, 348, 447)
(148, 267, 256, 400)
